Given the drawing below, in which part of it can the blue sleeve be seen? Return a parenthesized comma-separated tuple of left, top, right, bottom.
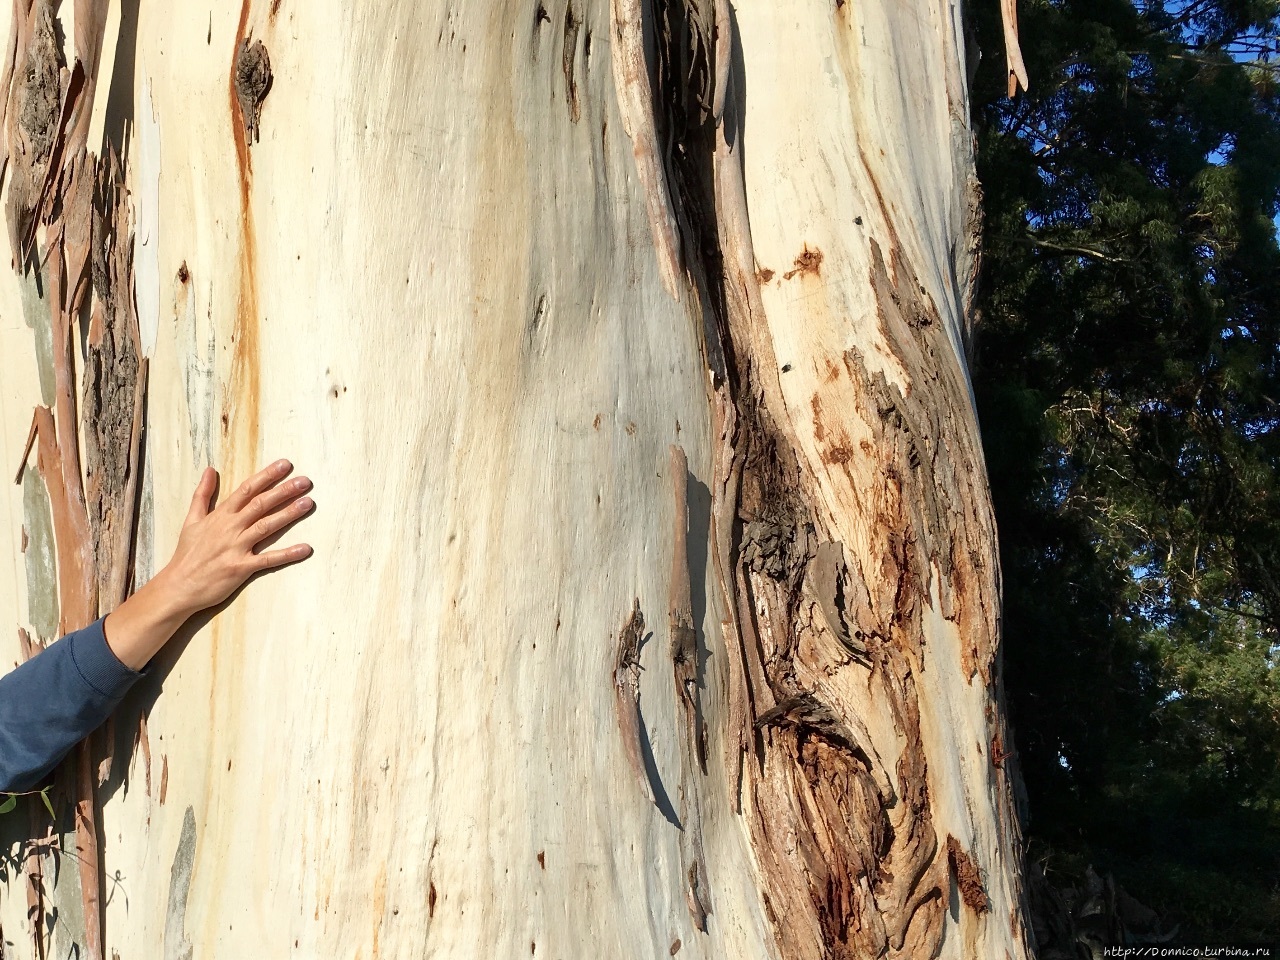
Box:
(0, 618, 141, 793)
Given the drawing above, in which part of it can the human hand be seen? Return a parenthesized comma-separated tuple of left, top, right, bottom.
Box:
(158, 458, 315, 618)
(101, 459, 314, 671)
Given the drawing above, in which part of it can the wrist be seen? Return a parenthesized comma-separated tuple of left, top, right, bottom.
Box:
(140, 565, 204, 624)
(104, 567, 198, 672)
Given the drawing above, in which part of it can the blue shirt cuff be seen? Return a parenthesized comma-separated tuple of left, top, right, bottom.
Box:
(69, 617, 141, 700)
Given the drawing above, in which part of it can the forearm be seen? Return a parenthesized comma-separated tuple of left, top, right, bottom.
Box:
(102, 569, 200, 671)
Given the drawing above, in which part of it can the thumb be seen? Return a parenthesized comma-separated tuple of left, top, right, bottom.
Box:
(184, 467, 217, 526)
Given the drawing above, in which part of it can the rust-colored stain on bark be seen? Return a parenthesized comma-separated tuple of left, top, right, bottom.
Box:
(782, 244, 823, 280)
(224, 1, 264, 482)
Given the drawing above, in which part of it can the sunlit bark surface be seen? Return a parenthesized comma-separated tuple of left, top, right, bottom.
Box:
(0, 1, 1030, 958)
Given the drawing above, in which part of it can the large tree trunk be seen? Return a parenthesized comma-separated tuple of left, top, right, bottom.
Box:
(0, 1, 1030, 957)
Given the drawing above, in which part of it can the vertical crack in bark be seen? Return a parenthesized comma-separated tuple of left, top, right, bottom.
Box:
(562, 3, 583, 123)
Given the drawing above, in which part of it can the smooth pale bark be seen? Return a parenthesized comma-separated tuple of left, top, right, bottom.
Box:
(0, 1, 1030, 958)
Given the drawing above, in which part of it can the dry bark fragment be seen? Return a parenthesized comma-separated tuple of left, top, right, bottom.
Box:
(947, 834, 991, 915)
(84, 150, 144, 612)
(5, 0, 60, 265)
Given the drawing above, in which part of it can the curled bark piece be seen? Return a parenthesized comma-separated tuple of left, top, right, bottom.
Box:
(685, 860, 709, 932)
(608, 0, 682, 299)
(809, 539, 872, 666)
(1001, 0, 1030, 96)
(17, 625, 38, 660)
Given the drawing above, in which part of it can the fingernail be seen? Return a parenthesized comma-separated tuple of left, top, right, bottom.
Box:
(277, 459, 292, 473)
(298, 497, 314, 510)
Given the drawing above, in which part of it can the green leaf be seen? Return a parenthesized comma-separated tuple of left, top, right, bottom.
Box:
(0, 794, 16, 815)
(39, 787, 55, 820)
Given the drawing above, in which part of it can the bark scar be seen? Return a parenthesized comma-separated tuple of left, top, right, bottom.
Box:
(233, 38, 272, 143)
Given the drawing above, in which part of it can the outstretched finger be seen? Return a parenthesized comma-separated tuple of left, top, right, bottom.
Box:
(243, 494, 314, 546)
(251, 543, 313, 571)
(240, 474, 312, 526)
(184, 467, 218, 526)
(226, 459, 293, 512)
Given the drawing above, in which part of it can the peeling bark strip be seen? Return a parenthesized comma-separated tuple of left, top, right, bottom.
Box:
(612, 599, 652, 802)
(1000, 0, 1030, 96)
(4, 0, 143, 955)
(668, 445, 705, 773)
(607, 0, 682, 299)
(669, 445, 713, 931)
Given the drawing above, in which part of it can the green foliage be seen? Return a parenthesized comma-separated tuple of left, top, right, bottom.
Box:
(0, 787, 57, 819)
(968, 0, 1280, 940)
